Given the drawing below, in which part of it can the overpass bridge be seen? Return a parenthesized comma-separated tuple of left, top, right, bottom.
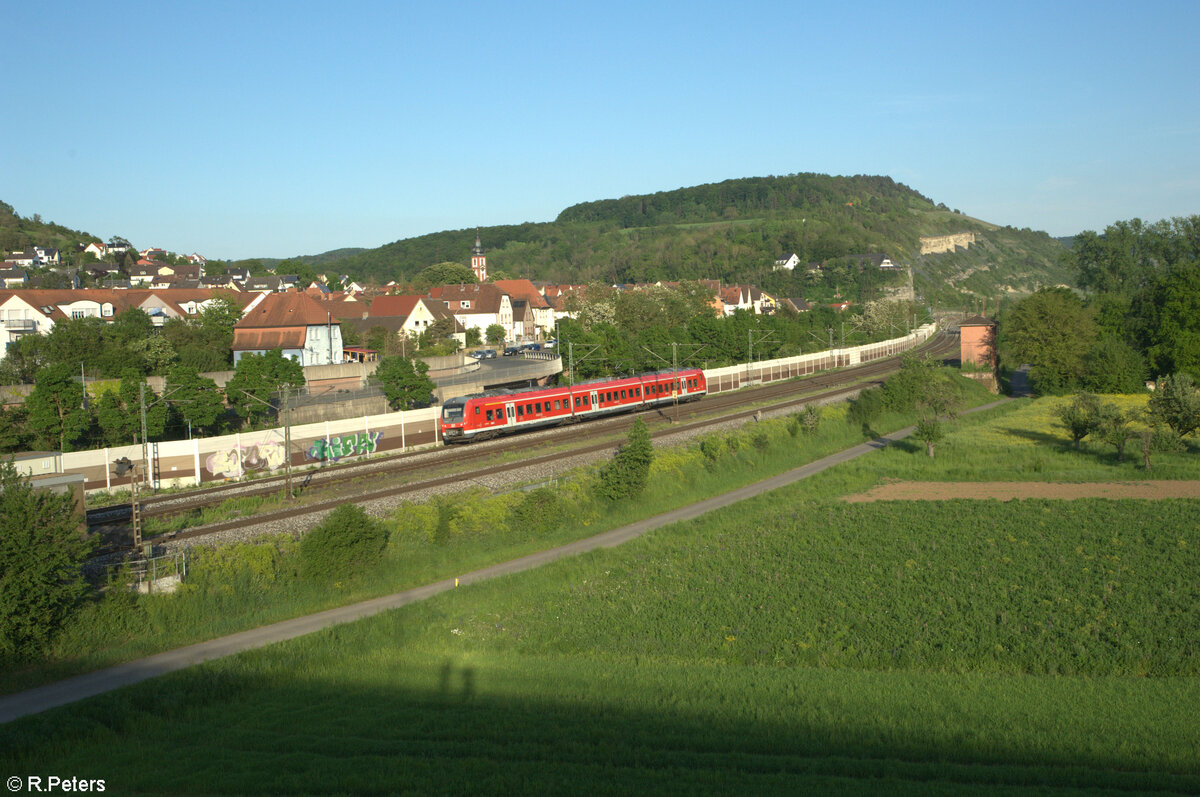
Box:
(432, 352, 562, 402)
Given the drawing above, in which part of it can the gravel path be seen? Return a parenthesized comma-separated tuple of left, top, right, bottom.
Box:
(845, 480, 1200, 502)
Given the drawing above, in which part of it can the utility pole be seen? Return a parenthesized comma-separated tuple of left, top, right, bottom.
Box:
(282, 385, 293, 501)
(139, 383, 150, 492)
(673, 342, 680, 422)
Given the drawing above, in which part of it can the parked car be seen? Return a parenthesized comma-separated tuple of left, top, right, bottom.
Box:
(479, 349, 497, 359)
(522, 342, 541, 351)
(544, 339, 557, 349)
(503, 346, 522, 356)
(468, 350, 484, 359)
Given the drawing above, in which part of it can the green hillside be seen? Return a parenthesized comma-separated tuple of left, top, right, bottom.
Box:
(0, 201, 101, 262)
(320, 174, 1070, 307)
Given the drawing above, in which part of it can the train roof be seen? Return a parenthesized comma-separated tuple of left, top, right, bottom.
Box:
(446, 368, 703, 403)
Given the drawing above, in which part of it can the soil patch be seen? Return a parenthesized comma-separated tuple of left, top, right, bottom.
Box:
(844, 480, 1200, 503)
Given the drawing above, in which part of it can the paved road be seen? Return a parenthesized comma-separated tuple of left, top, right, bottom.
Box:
(0, 398, 1010, 725)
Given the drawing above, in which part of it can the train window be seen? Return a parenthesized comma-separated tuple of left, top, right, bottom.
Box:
(544, 401, 551, 412)
(527, 403, 535, 414)
(554, 400, 560, 410)
(517, 405, 524, 417)
(475, 406, 480, 415)
(486, 409, 494, 421)
(583, 396, 589, 406)
(573, 396, 580, 407)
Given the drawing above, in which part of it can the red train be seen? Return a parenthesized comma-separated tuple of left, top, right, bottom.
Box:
(440, 368, 707, 442)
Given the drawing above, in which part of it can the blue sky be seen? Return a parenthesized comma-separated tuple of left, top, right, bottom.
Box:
(3, 0, 1198, 261)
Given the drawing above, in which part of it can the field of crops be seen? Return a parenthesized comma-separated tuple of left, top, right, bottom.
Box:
(5, 499, 1198, 791)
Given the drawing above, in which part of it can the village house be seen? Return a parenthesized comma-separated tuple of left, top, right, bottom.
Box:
(492, 279, 554, 338)
(0, 288, 252, 355)
(232, 292, 343, 366)
(428, 283, 513, 342)
(773, 252, 801, 271)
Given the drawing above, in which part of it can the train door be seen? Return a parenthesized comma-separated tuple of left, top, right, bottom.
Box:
(505, 403, 516, 427)
(590, 390, 598, 412)
(678, 376, 688, 397)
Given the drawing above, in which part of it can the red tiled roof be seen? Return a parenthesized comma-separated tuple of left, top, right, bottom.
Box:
(232, 328, 307, 351)
(427, 283, 508, 314)
(491, 279, 550, 309)
(369, 295, 421, 318)
(235, 292, 337, 328)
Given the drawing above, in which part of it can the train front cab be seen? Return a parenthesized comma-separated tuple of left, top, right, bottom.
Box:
(441, 396, 469, 442)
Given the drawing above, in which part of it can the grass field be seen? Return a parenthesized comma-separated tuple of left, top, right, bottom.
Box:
(3, 389, 1199, 793)
(3, 498, 1197, 793)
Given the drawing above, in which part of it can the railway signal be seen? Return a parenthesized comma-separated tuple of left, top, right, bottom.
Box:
(113, 457, 142, 551)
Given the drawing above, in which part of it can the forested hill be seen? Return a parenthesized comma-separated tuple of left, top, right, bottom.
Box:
(555, 174, 935, 226)
(323, 173, 1070, 305)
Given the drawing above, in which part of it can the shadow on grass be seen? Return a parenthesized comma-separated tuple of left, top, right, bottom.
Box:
(1, 663, 1195, 795)
(998, 426, 1076, 451)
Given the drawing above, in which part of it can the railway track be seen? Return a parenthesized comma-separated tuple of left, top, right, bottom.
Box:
(91, 331, 957, 551)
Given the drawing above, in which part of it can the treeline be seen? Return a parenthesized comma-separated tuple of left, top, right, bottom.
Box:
(998, 215, 1200, 393)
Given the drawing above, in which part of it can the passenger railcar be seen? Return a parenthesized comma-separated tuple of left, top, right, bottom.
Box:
(440, 368, 706, 442)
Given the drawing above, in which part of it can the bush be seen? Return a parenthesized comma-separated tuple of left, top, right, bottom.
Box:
(848, 387, 884, 430)
(598, 418, 653, 501)
(511, 488, 560, 536)
(0, 461, 93, 660)
(299, 505, 389, 582)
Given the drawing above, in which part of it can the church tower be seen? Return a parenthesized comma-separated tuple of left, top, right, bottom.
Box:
(470, 231, 488, 282)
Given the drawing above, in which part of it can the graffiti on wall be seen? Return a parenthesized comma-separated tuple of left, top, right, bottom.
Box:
(306, 431, 382, 462)
(205, 441, 287, 479)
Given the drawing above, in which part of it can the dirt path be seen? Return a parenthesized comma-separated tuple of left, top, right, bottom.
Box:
(845, 480, 1200, 502)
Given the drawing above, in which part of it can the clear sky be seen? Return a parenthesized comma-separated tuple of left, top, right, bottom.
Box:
(3, 0, 1198, 261)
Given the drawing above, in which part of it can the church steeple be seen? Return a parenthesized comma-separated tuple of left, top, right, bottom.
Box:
(470, 229, 488, 282)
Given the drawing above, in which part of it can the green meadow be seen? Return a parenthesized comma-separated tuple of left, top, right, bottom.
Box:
(3, 386, 1200, 793)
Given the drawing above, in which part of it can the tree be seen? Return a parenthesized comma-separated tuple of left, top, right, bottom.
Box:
(94, 373, 169, 447)
(0, 460, 94, 659)
(165, 366, 226, 435)
(911, 370, 960, 458)
(1082, 338, 1146, 394)
(1147, 373, 1200, 439)
(1001, 288, 1096, 394)
(485, 324, 507, 346)
(465, 328, 482, 348)
(225, 350, 304, 427)
(0, 405, 32, 453)
(913, 415, 945, 458)
(375, 356, 435, 411)
(1096, 403, 1138, 462)
(161, 297, 242, 373)
(415, 262, 477, 288)
(597, 417, 653, 500)
(1141, 423, 1184, 470)
(1131, 265, 1200, 381)
(1055, 393, 1103, 450)
(26, 363, 92, 452)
